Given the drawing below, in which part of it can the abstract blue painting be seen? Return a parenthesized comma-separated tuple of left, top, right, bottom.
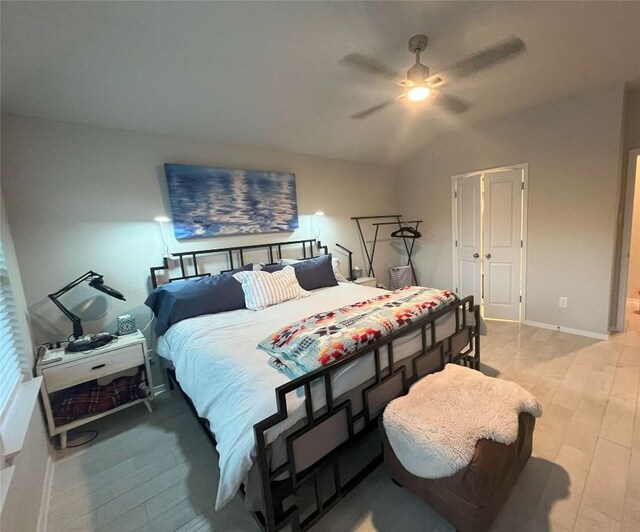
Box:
(164, 163, 299, 239)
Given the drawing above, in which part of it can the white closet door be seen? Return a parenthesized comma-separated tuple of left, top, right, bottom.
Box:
(483, 169, 523, 320)
(455, 174, 482, 303)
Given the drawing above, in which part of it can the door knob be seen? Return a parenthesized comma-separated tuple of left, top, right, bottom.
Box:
(473, 253, 480, 258)
(485, 253, 492, 259)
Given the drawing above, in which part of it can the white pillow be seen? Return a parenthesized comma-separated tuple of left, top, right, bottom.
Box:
(279, 257, 349, 283)
(278, 258, 300, 265)
(233, 265, 309, 310)
(330, 258, 349, 283)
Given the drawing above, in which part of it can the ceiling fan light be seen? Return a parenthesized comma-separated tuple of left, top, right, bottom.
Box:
(407, 86, 431, 102)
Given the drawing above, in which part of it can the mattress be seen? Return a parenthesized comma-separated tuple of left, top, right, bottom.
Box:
(156, 283, 466, 510)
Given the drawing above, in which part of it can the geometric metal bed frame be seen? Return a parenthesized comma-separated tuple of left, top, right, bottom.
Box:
(150, 237, 327, 289)
(149, 238, 480, 531)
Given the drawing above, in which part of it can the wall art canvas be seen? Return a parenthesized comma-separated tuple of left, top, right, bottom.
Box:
(164, 163, 299, 239)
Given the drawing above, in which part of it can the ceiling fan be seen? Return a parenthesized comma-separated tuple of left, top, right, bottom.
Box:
(340, 35, 525, 120)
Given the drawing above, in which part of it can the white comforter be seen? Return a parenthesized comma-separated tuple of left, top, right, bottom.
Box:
(157, 283, 399, 509)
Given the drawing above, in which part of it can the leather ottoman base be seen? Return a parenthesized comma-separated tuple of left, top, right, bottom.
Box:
(381, 412, 535, 532)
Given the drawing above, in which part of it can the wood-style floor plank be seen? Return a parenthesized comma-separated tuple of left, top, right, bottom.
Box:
(45, 303, 640, 531)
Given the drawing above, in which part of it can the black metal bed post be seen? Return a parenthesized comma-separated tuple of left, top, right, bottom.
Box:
(149, 257, 170, 289)
(254, 417, 280, 532)
(316, 240, 329, 256)
(473, 303, 481, 370)
(335, 243, 354, 281)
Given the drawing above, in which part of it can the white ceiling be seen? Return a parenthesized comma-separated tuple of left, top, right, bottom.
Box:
(2, 1, 640, 165)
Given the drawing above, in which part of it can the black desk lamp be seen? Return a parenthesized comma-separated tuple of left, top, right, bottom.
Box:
(48, 271, 126, 352)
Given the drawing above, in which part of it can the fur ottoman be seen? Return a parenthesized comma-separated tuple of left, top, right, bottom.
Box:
(380, 364, 541, 532)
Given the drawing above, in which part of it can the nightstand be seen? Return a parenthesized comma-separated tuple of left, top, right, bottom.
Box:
(354, 276, 377, 288)
(36, 331, 153, 448)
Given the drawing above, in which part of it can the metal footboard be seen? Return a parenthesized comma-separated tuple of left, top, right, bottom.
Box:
(253, 296, 480, 531)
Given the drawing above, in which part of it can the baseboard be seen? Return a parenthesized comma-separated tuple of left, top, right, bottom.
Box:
(522, 320, 609, 340)
(37, 454, 53, 532)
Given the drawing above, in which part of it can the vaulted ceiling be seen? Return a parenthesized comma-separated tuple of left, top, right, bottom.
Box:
(2, 1, 640, 165)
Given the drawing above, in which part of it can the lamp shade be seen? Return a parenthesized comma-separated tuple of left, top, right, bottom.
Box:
(88, 278, 126, 301)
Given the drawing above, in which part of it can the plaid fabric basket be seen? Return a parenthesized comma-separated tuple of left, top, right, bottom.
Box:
(52, 369, 148, 425)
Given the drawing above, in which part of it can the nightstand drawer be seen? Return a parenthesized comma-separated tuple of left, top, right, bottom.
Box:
(43, 344, 144, 393)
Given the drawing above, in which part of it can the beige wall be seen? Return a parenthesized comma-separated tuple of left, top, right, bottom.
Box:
(624, 89, 640, 152)
(0, 196, 51, 532)
(629, 158, 640, 299)
(398, 84, 625, 336)
(1, 114, 400, 384)
(623, 90, 640, 299)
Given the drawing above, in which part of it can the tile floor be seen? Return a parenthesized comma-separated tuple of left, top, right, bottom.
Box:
(45, 303, 640, 531)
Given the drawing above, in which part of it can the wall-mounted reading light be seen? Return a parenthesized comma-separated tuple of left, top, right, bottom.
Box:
(154, 215, 171, 257)
(312, 211, 326, 252)
(312, 210, 325, 241)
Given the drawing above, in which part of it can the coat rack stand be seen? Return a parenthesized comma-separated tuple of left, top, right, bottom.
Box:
(351, 215, 422, 285)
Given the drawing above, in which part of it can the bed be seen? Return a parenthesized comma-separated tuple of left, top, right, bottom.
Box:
(148, 239, 481, 531)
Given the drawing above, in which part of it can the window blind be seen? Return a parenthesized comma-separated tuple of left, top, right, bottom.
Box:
(0, 244, 25, 416)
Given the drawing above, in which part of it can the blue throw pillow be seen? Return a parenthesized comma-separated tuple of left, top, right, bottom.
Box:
(261, 263, 284, 273)
(145, 264, 252, 336)
(291, 254, 338, 290)
(261, 255, 338, 290)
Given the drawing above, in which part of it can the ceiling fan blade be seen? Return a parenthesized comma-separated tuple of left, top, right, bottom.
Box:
(427, 36, 525, 88)
(397, 79, 415, 88)
(432, 92, 469, 114)
(452, 36, 525, 77)
(340, 53, 400, 81)
(351, 100, 394, 120)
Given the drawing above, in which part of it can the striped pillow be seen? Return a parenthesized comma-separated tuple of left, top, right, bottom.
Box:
(233, 266, 309, 310)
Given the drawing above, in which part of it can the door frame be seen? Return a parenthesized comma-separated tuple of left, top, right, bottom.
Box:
(613, 148, 640, 332)
(451, 162, 529, 321)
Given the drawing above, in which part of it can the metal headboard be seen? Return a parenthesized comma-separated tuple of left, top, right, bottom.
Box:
(149, 238, 328, 288)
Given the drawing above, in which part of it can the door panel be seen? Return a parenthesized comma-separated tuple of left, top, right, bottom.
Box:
(459, 260, 479, 301)
(488, 181, 514, 248)
(455, 175, 481, 302)
(484, 169, 523, 320)
(460, 183, 479, 248)
(487, 262, 513, 305)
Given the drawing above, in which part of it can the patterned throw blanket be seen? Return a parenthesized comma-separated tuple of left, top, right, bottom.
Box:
(258, 286, 457, 380)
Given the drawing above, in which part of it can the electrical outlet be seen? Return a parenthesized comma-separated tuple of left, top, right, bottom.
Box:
(559, 297, 568, 308)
